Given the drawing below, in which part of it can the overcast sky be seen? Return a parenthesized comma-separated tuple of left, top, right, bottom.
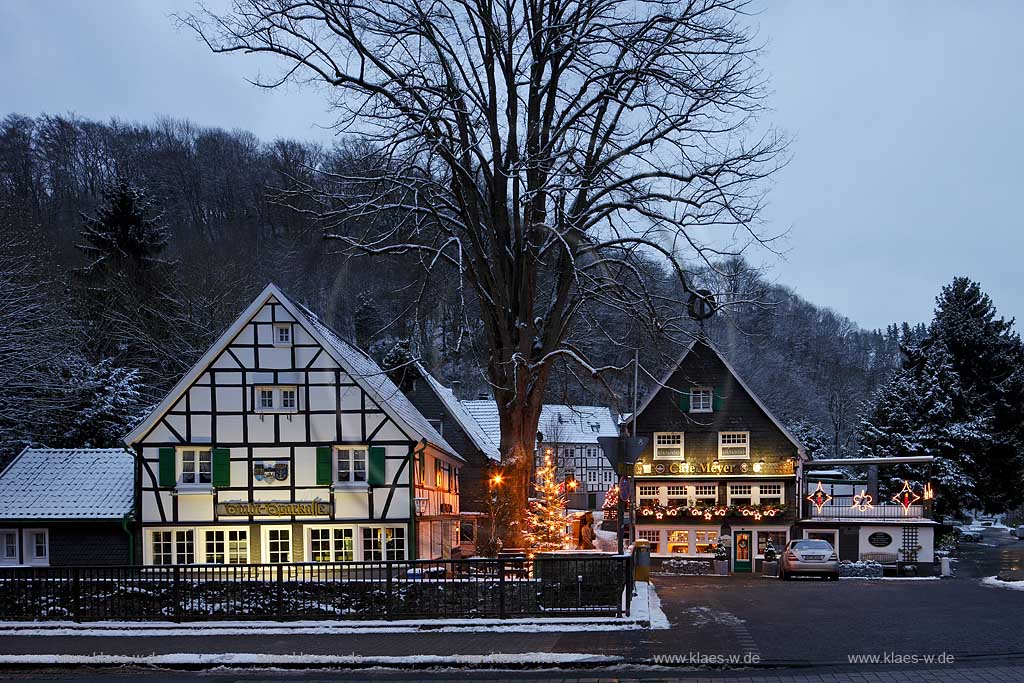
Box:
(2, 1, 1022, 331)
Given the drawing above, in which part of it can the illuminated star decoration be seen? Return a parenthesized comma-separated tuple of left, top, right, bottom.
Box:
(806, 481, 833, 513)
(850, 489, 874, 512)
(892, 480, 922, 514)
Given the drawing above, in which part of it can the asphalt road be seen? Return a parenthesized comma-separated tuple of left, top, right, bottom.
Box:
(2, 528, 1023, 681)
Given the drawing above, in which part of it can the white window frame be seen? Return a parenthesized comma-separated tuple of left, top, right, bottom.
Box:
(254, 385, 299, 414)
(361, 526, 407, 561)
(262, 526, 292, 564)
(653, 432, 684, 460)
(178, 447, 212, 487)
(757, 483, 784, 504)
(636, 529, 662, 554)
(203, 528, 249, 565)
(718, 431, 750, 460)
(727, 483, 753, 505)
(336, 446, 368, 485)
(24, 528, 48, 565)
(306, 526, 356, 562)
(147, 528, 196, 565)
(273, 323, 292, 346)
(690, 387, 713, 413)
(659, 526, 719, 557)
(0, 529, 19, 564)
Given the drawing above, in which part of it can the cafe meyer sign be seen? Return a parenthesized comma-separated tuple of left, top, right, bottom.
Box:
(217, 500, 331, 517)
(635, 459, 795, 476)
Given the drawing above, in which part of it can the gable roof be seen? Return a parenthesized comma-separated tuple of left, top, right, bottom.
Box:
(0, 448, 134, 520)
(124, 284, 459, 460)
(415, 364, 501, 461)
(461, 400, 619, 449)
(625, 338, 805, 457)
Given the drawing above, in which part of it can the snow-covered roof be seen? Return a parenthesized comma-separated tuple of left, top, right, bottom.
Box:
(0, 448, 134, 520)
(125, 284, 459, 461)
(461, 400, 619, 449)
(416, 365, 501, 461)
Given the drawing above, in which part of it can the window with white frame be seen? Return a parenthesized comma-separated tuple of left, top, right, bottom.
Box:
(604, 470, 613, 482)
(362, 527, 406, 561)
(758, 483, 784, 505)
(638, 484, 661, 502)
(266, 528, 291, 563)
(694, 484, 718, 503)
(26, 529, 47, 563)
(273, 324, 292, 345)
(336, 447, 367, 483)
(204, 529, 248, 564)
(636, 529, 661, 553)
(653, 432, 684, 460)
(1, 530, 17, 564)
(718, 431, 749, 459)
(254, 386, 299, 413)
(727, 483, 753, 505)
(308, 527, 355, 562)
(666, 485, 687, 507)
(690, 387, 713, 413)
(180, 448, 211, 486)
(150, 529, 195, 565)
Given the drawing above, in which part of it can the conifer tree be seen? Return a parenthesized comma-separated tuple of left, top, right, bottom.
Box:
(524, 452, 569, 554)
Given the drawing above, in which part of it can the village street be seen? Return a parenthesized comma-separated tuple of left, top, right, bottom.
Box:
(1, 528, 1022, 681)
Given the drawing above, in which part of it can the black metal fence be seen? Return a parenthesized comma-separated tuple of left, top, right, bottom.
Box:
(0, 554, 632, 622)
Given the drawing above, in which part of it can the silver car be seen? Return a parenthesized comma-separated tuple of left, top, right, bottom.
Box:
(779, 539, 839, 580)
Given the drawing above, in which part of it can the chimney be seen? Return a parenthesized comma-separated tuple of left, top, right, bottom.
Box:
(477, 391, 489, 400)
(449, 380, 461, 398)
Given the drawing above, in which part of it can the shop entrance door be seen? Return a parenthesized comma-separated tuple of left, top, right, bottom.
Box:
(733, 530, 752, 572)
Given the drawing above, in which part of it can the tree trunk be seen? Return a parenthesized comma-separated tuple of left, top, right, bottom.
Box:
(493, 385, 546, 549)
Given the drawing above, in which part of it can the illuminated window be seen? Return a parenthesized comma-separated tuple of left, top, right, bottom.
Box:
(757, 531, 787, 557)
(309, 528, 354, 562)
(362, 527, 406, 561)
(653, 432, 684, 460)
(637, 529, 661, 554)
(667, 530, 689, 554)
(757, 483, 783, 505)
(266, 528, 291, 563)
(691, 388, 713, 413)
(719, 432, 749, 459)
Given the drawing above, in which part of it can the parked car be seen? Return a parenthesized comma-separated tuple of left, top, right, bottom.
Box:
(779, 539, 839, 581)
(956, 525, 984, 542)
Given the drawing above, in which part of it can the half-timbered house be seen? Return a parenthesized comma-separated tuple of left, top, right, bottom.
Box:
(622, 338, 806, 572)
(124, 284, 463, 565)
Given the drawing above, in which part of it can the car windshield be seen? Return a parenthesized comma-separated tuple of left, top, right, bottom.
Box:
(792, 540, 833, 551)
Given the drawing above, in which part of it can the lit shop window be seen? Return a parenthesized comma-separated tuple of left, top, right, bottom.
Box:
(637, 529, 661, 554)
(309, 528, 355, 562)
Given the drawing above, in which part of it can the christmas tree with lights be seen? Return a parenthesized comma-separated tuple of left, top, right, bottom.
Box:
(524, 452, 569, 554)
(602, 485, 620, 523)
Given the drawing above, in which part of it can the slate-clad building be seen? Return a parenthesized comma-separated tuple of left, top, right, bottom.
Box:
(125, 284, 463, 565)
(623, 338, 806, 571)
(0, 448, 134, 566)
(403, 364, 501, 513)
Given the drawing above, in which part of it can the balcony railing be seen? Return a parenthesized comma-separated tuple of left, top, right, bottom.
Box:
(806, 496, 925, 520)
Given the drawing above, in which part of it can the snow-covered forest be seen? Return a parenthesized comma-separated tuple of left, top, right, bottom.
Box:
(1, 113, 1020, 515)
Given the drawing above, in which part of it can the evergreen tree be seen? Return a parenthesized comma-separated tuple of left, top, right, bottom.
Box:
(859, 278, 1024, 515)
(786, 419, 830, 459)
(524, 452, 569, 555)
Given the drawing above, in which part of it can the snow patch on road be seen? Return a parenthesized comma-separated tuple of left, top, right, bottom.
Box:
(0, 652, 622, 667)
(683, 606, 744, 628)
(630, 581, 670, 629)
(981, 576, 1024, 592)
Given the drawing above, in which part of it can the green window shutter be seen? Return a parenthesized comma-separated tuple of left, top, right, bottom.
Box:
(212, 448, 231, 487)
(368, 446, 386, 486)
(679, 389, 691, 412)
(316, 446, 333, 485)
(158, 448, 176, 487)
(712, 386, 724, 412)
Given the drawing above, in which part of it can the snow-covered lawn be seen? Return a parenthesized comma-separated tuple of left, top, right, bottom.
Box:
(980, 576, 1024, 592)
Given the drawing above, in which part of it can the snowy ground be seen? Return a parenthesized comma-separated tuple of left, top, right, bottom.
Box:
(980, 576, 1024, 591)
(0, 652, 623, 667)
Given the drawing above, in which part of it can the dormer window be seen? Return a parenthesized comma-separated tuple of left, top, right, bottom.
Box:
(691, 387, 713, 413)
(273, 324, 292, 346)
(255, 386, 299, 413)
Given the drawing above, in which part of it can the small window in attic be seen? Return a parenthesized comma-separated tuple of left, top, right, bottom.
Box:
(273, 324, 292, 346)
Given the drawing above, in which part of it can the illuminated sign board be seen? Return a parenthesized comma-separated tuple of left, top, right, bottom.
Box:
(216, 500, 331, 517)
(634, 459, 795, 477)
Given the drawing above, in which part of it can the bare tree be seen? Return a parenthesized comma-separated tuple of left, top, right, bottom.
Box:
(186, 0, 785, 541)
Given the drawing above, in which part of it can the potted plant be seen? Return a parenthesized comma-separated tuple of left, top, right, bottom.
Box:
(712, 542, 730, 575)
(762, 539, 779, 578)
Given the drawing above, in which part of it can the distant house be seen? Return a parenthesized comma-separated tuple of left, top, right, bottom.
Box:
(402, 364, 500, 514)
(462, 400, 619, 510)
(124, 283, 464, 564)
(0, 448, 134, 566)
